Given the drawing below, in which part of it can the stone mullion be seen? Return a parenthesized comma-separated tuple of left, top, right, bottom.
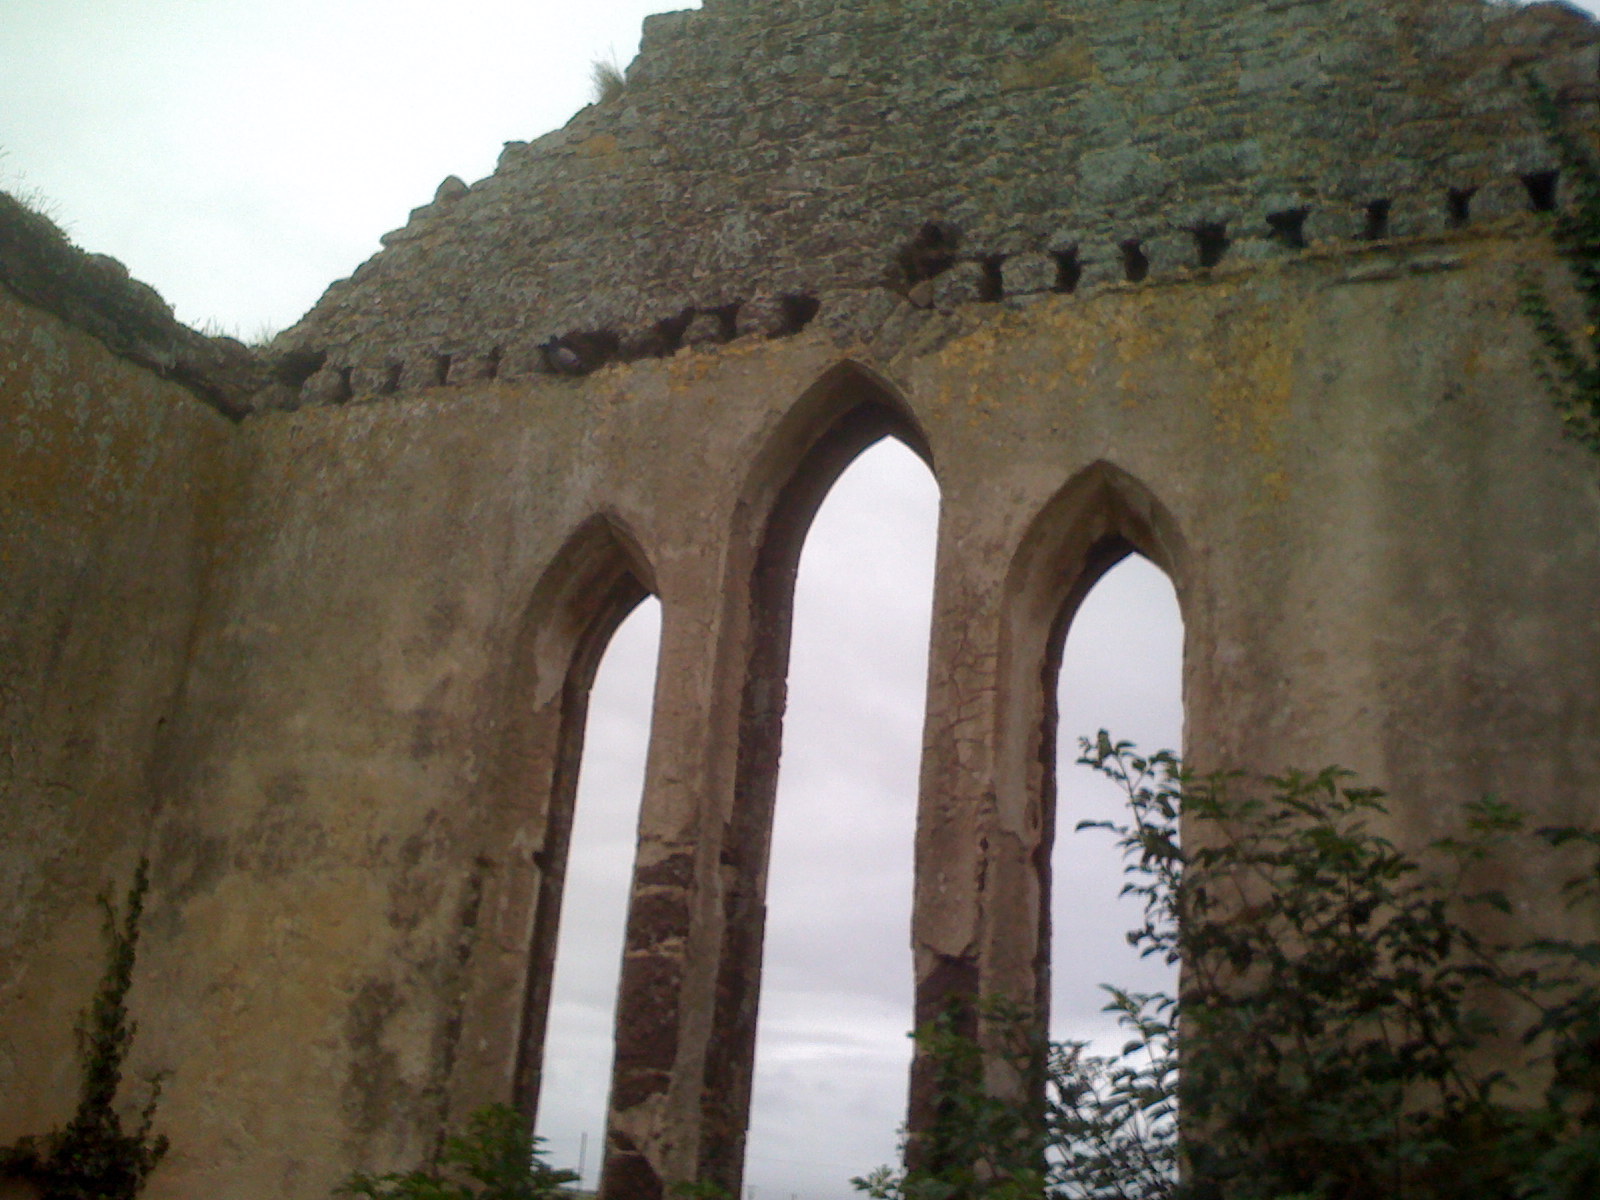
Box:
(907, 543, 1015, 1144)
(446, 556, 649, 1134)
(600, 576, 744, 1200)
(691, 497, 805, 1199)
(445, 688, 572, 1124)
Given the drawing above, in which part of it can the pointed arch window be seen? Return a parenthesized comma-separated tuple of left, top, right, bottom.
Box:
(993, 461, 1190, 1063)
(1049, 553, 1183, 1050)
(699, 363, 940, 1200)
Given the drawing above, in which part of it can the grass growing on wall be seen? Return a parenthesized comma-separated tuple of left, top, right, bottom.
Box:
(590, 59, 625, 105)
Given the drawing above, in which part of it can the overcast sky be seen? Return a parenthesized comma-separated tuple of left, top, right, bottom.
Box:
(6, 2, 1571, 1198)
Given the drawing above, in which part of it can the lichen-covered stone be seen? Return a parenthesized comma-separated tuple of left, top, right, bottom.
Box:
(932, 261, 989, 311)
(302, 365, 351, 406)
(683, 311, 731, 347)
(1003, 252, 1060, 297)
(248, 381, 300, 413)
(735, 296, 790, 340)
(817, 286, 902, 346)
(271, 0, 1600, 407)
(0, 194, 266, 417)
(7, 7, 1600, 1200)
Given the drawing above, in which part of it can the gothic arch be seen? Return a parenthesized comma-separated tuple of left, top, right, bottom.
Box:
(696, 361, 936, 1191)
(734, 359, 933, 530)
(510, 512, 657, 707)
(454, 511, 659, 1123)
(992, 461, 1190, 1024)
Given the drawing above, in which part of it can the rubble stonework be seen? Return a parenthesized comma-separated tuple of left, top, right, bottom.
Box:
(273, 0, 1600, 407)
(0, 195, 265, 416)
(3, 4, 1600, 1200)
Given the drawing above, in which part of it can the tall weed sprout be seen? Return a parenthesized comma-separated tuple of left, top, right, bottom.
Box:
(590, 58, 625, 105)
(0, 859, 169, 1200)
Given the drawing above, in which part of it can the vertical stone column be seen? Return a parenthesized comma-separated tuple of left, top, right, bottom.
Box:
(605, 378, 939, 1200)
(906, 538, 1010, 1139)
(695, 390, 929, 1199)
(446, 522, 652, 1131)
(600, 565, 748, 1200)
(906, 463, 1194, 1142)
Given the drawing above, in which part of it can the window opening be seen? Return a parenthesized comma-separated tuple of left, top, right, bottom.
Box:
(1050, 554, 1182, 1053)
(1266, 207, 1309, 250)
(743, 438, 939, 1200)
(1118, 237, 1149, 282)
(1052, 245, 1082, 294)
(534, 597, 663, 1192)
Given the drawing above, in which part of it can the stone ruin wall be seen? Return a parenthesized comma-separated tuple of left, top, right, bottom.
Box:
(269, 0, 1600, 408)
(0, 283, 239, 1130)
(3, 4, 1600, 1200)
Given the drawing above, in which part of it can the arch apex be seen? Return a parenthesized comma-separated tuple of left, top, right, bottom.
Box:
(1006, 459, 1189, 621)
(736, 360, 934, 525)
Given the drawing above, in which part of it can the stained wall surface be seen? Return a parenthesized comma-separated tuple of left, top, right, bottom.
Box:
(3, 2, 1600, 1200)
(0, 288, 237, 1137)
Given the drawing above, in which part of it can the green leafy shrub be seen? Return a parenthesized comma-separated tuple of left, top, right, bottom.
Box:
(1092, 744, 1530, 1199)
(0, 858, 169, 1200)
(855, 996, 1050, 1200)
(857, 741, 1600, 1200)
(1046, 997, 1177, 1200)
(670, 1180, 734, 1200)
(336, 1104, 579, 1200)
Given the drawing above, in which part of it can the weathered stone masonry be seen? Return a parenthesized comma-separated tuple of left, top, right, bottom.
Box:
(3, 3, 1600, 1200)
(275, 0, 1600, 408)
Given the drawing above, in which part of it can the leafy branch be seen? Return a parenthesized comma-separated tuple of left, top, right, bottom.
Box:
(856, 741, 1600, 1200)
(336, 1104, 578, 1200)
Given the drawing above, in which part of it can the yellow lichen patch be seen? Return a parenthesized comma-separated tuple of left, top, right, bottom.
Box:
(1258, 467, 1290, 505)
(1183, 286, 1306, 505)
(1029, 288, 1180, 406)
(999, 38, 1100, 92)
(663, 347, 720, 385)
(927, 309, 1040, 423)
(1, 296, 233, 552)
(643, 333, 820, 403)
(956, 276, 1304, 508)
(1022, 296, 1113, 398)
(5, 316, 155, 520)
(942, 318, 1005, 391)
(1105, 291, 1175, 401)
(575, 133, 620, 158)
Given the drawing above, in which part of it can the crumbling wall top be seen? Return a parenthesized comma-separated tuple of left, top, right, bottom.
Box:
(0, 194, 265, 418)
(272, 0, 1600, 408)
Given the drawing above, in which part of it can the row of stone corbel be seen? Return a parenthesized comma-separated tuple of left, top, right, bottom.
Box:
(256, 169, 1565, 413)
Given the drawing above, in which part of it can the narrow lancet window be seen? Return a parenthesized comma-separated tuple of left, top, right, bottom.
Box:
(1050, 555, 1183, 1051)
(744, 438, 938, 1200)
(536, 598, 662, 1191)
